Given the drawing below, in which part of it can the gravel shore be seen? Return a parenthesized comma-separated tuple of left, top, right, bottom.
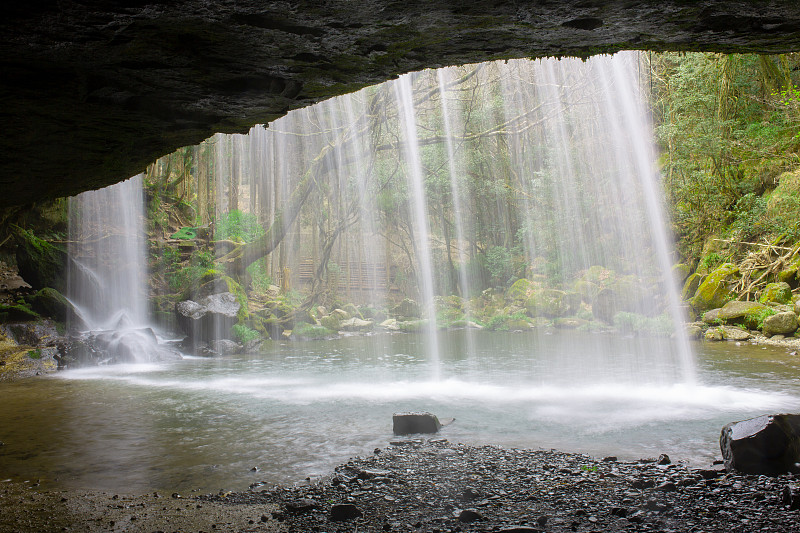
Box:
(3, 439, 800, 532)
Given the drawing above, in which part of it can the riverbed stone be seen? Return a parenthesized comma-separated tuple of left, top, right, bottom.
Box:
(762, 311, 798, 336)
(392, 298, 421, 319)
(720, 414, 800, 475)
(720, 326, 751, 341)
(393, 412, 442, 435)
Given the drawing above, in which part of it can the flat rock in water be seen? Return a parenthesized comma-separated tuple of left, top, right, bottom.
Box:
(720, 413, 800, 475)
(393, 412, 443, 435)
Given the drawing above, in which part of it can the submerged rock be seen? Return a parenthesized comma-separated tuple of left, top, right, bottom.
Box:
(720, 414, 800, 475)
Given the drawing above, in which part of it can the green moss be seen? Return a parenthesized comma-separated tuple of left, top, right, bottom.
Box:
(231, 324, 260, 344)
(292, 322, 336, 340)
(27, 349, 41, 359)
(690, 263, 739, 313)
(759, 282, 792, 305)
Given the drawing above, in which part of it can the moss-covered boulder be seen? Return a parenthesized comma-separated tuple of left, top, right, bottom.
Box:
(392, 298, 421, 319)
(762, 311, 799, 336)
(14, 229, 69, 292)
(759, 282, 793, 305)
(525, 289, 579, 318)
(681, 273, 702, 301)
(343, 303, 362, 319)
(26, 288, 73, 323)
(702, 300, 772, 330)
(320, 314, 342, 331)
(672, 263, 692, 285)
(0, 302, 40, 322)
(690, 263, 739, 314)
(572, 280, 601, 304)
(505, 278, 536, 303)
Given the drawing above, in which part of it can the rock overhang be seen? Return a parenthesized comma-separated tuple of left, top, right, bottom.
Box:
(1, 1, 800, 206)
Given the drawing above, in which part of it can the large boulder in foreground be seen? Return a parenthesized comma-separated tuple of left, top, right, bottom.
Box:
(762, 311, 798, 337)
(720, 414, 800, 475)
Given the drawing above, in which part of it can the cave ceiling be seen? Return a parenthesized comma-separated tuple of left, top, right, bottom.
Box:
(1, 1, 800, 207)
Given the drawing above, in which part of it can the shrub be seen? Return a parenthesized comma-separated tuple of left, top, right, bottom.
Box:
(231, 324, 260, 344)
(215, 210, 264, 243)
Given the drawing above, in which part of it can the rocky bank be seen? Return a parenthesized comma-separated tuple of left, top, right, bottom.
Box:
(4, 439, 800, 532)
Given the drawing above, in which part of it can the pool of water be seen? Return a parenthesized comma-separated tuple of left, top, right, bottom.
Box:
(1, 330, 799, 493)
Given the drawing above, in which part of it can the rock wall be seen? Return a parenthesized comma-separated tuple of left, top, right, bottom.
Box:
(2, 1, 800, 206)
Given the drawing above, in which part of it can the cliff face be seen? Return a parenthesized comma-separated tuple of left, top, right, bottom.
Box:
(2, 1, 799, 206)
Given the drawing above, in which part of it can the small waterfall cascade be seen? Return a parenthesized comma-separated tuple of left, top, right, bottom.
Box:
(68, 174, 179, 363)
(141, 52, 693, 382)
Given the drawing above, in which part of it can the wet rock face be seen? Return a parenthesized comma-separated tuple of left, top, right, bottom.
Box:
(3, 1, 800, 207)
(720, 414, 800, 476)
(175, 292, 240, 348)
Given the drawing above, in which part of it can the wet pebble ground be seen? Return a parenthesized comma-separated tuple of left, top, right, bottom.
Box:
(203, 439, 800, 532)
(4, 439, 800, 532)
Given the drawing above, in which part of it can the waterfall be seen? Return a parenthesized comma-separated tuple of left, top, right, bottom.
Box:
(67, 174, 180, 364)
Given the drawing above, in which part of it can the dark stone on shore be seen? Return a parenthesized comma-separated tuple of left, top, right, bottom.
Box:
(392, 412, 442, 435)
(657, 453, 671, 465)
(330, 503, 362, 521)
(457, 509, 483, 522)
(285, 498, 318, 514)
(720, 413, 800, 475)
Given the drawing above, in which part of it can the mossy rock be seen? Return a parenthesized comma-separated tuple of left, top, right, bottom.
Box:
(681, 273, 702, 301)
(292, 322, 337, 340)
(672, 263, 692, 285)
(0, 303, 40, 322)
(759, 282, 793, 305)
(702, 300, 771, 330)
(572, 280, 601, 304)
(343, 303, 362, 319)
(397, 319, 428, 332)
(320, 314, 341, 331)
(26, 287, 72, 323)
(505, 278, 536, 303)
(392, 298, 421, 319)
(690, 263, 739, 314)
(14, 228, 68, 292)
(762, 311, 799, 336)
(525, 289, 578, 318)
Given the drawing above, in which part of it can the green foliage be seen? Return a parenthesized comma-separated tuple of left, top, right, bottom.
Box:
(613, 312, 674, 337)
(27, 349, 42, 360)
(156, 247, 216, 295)
(485, 311, 528, 331)
(231, 324, 260, 344)
(292, 322, 335, 340)
(654, 52, 800, 259)
(698, 253, 723, 273)
(748, 307, 777, 330)
(171, 227, 198, 240)
(246, 258, 274, 294)
(215, 210, 265, 243)
(485, 246, 517, 287)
